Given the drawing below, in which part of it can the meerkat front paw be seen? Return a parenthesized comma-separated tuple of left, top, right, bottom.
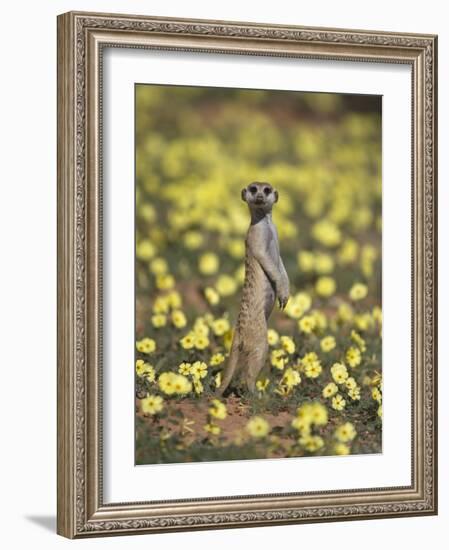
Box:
(277, 287, 290, 310)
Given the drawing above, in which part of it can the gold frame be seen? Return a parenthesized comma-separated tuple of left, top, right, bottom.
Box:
(57, 11, 438, 538)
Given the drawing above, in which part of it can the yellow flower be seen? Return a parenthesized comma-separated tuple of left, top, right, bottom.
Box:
(156, 273, 175, 290)
(193, 317, 210, 336)
(378, 405, 383, 418)
(354, 212, 374, 234)
(215, 275, 237, 296)
(136, 239, 155, 261)
(209, 399, 227, 420)
(150, 257, 168, 275)
(284, 301, 303, 319)
(194, 334, 210, 350)
(193, 378, 204, 395)
(198, 252, 219, 275)
(300, 352, 322, 379)
(351, 330, 367, 352)
(310, 402, 328, 426)
(256, 378, 270, 392)
(190, 361, 208, 380)
(141, 394, 164, 415)
(348, 387, 361, 401)
(158, 372, 192, 395)
(372, 306, 382, 325)
(282, 367, 301, 388)
(139, 203, 156, 222)
(346, 346, 362, 368)
(136, 360, 155, 382)
(311, 309, 328, 330)
(158, 372, 175, 395)
(267, 329, 280, 346)
(297, 250, 315, 272)
(151, 313, 167, 328)
(320, 335, 336, 352)
(331, 363, 349, 384)
(298, 315, 316, 334)
(291, 416, 311, 435)
(212, 318, 230, 336)
(214, 372, 222, 388)
(246, 416, 270, 438)
(299, 434, 324, 452)
(227, 239, 245, 259)
(294, 403, 309, 421)
(274, 385, 290, 397)
(331, 394, 346, 411)
(183, 230, 204, 250)
(338, 239, 358, 264)
(166, 290, 182, 309)
(335, 422, 357, 443)
(180, 332, 195, 350)
(285, 292, 312, 319)
(223, 329, 233, 351)
(178, 362, 191, 375)
(210, 353, 225, 366)
(204, 286, 220, 305)
(322, 382, 338, 398)
(345, 376, 357, 390)
(337, 303, 354, 323)
(293, 402, 327, 431)
(371, 371, 382, 387)
(204, 423, 220, 435)
(304, 361, 322, 379)
(271, 349, 287, 370)
(349, 282, 368, 301)
(334, 443, 350, 455)
(135, 359, 144, 373)
(315, 276, 336, 297)
(295, 292, 312, 312)
(372, 387, 382, 403)
(136, 337, 156, 354)
(354, 313, 374, 331)
(312, 219, 342, 247)
(153, 295, 170, 314)
(171, 310, 187, 329)
(172, 374, 192, 395)
(315, 253, 334, 274)
(280, 335, 296, 354)
(301, 352, 319, 369)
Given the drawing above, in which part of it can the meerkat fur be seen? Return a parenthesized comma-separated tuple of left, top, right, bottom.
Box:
(217, 182, 289, 395)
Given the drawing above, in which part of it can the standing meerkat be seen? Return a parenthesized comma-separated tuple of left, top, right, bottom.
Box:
(217, 181, 289, 395)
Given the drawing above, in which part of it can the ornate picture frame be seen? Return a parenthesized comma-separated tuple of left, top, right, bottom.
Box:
(57, 11, 438, 538)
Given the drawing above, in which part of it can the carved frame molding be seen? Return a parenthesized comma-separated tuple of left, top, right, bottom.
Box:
(57, 11, 437, 538)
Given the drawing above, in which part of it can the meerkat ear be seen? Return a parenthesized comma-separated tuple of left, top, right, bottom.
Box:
(274, 190, 279, 203)
(241, 188, 247, 202)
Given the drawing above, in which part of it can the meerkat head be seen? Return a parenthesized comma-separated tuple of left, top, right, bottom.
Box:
(241, 181, 278, 214)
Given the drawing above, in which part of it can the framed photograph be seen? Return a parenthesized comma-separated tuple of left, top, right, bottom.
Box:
(57, 11, 438, 538)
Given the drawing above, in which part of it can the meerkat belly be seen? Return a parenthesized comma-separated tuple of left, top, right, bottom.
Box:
(237, 257, 275, 342)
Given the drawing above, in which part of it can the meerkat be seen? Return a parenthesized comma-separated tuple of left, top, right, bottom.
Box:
(217, 182, 290, 395)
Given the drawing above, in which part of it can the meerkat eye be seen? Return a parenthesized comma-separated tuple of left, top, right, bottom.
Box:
(249, 186, 258, 195)
(263, 187, 271, 195)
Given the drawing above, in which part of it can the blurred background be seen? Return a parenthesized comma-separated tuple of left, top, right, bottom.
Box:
(135, 85, 382, 334)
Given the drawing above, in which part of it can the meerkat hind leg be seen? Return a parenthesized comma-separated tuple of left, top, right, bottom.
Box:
(244, 343, 268, 393)
(227, 358, 246, 396)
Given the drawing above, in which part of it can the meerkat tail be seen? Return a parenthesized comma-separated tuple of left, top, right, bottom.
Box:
(216, 334, 240, 396)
